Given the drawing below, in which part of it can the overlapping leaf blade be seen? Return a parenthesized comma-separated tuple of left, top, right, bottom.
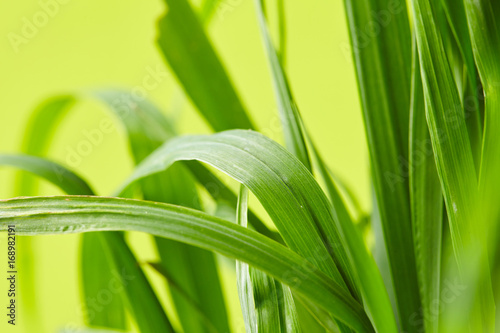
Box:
(341, 0, 420, 330)
(16, 90, 231, 333)
(408, 44, 443, 333)
(410, 0, 495, 330)
(0, 155, 174, 333)
(236, 185, 301, 333)
(0, 196, 373, 333)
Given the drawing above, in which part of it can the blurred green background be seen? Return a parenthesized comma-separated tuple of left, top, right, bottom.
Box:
(0, 0, 368, 332)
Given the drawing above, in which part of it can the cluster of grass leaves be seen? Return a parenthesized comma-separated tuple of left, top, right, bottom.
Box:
(1, 0, 499, 332)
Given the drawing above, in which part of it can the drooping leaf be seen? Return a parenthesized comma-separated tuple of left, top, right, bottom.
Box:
(93, 90, 230, 333)
(0, 154, 126, 329)
(115, 130, 357, 300)
(0, 155, 174, 332)
(0, 195, 374, 333)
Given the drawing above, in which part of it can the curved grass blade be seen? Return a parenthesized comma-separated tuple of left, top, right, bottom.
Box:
(199, 0, 220, 23)
(116, 130, 356, 300)
(341, 0, 420, 329)
(157, 0, 255, 131)
(92, 90, 230, 333)
(0, 196, 373, 333)
(440, 0, 483, 167)
(408, 42, 443, 333)
(236, 185, 301, 333)
(0, 155, 174, 332)
(13, 95, 76, 332)
(250, 0, 397, 324)
(0, 155, 126, 329)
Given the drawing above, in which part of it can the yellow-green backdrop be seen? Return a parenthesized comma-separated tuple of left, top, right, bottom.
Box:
(0, 0, 368, 332)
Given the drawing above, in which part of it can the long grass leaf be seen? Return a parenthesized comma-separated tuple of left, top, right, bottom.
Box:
(0, 196, 374, 333)
(116, 131, 361, 305)
(0, 155, 127, 329)
(93, 90, 230, 333)
(341, 0, 421, 329)
(0, 155, 174, 332)
(410, 0, 495, 330)
(253, 0, 311, 170)
(408, 41, 443, 333)
(236, 185, 301, 333)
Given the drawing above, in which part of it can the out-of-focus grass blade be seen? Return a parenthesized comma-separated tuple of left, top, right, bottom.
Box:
(0, 155, 175, 332)
(115, 130, 363, 311)
(440, 0, 483, 167)
(93, 90, 230, 333)
(147, 262, 219, 333)
(463, 0, 500, 246)
(0, 154, 127, 330)
(0, 196, 374, 333)
(100, 232, 176, 333)
(80, 233, 127, 329)
(1, 154, 93, 195)
(408, 42, 443, 333)
(236, 185, 301, 333)
(462, 0, 500, 330)
(157, 0, 255, 131)
(253, 0, 311, 170)
(13, 95, 76, 332)
(15, 95, 76, 194)
(410, 0, 494, 330)
(199, 0, 219, 23)
(18, 91, 230, 333)
(341, 0, 421, 330)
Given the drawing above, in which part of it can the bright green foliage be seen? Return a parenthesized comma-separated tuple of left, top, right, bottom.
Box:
(2, 0, 500, 332)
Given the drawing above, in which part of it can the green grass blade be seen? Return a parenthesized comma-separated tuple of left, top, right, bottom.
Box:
(462, 0, 500, 330)
(236, 185, 301, 333)
(0, 196, 374, 333)
(0, 155, 177, 332)
(252, 4, 394, 328)
(308, 143, 398, 333)
(183, 160, 281, 241)
(440, 0, 483, 168)
(93, 90, 230, 333)
(80, 233, 127, 330)
(341, 0, 421, 330)
(13, 95, 76, 332)
(199, 0, 220, 23)
(410, 0, 495, 330)
(408, 42, 444, 333)
(16, 91, 224, 333)
(0, 155, 126, 329)
(116, 131, 362, 306)
(253, 0, 311, 170)
(157, 0, 255, 131)
(1, 154, 94, 195)
(463, 0, 500, 242)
